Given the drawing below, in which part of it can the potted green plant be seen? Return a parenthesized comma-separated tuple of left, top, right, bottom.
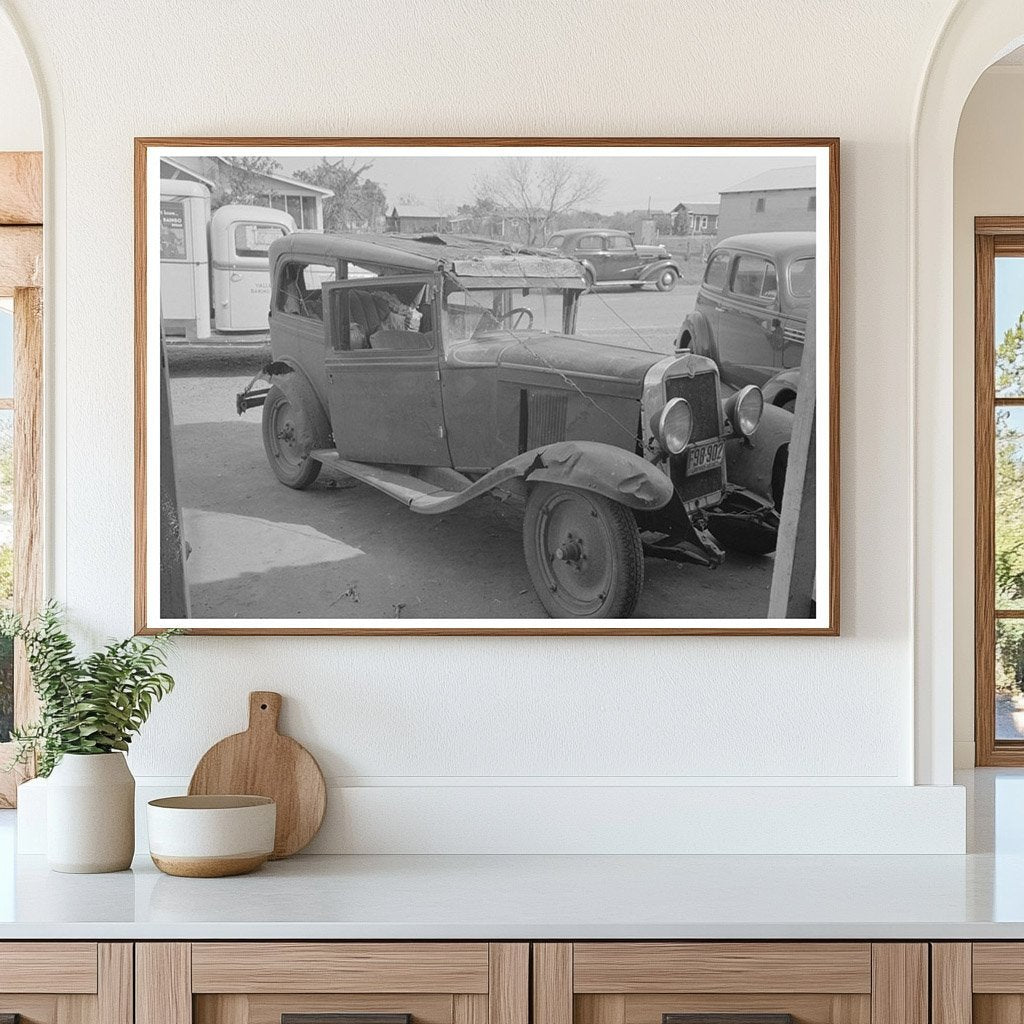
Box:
(2, 603, 178, 873)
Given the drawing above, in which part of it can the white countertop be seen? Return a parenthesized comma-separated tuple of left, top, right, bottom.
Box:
(0, 769, 1021, 941)
(0, 849, 1023, 940)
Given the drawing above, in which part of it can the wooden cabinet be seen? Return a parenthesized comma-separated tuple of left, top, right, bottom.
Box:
(0, 943, 132, 1024)
(532, 944, 928, 1024)
(932, 943, 1024, 1024)
(136, 944, 528, 1024)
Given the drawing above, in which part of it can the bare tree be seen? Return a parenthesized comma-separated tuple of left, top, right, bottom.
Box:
(473, 157, 605, 244)
(293, 158, 386, 232)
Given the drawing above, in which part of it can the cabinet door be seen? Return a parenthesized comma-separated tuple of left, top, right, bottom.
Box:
(944, 943, 1024, 1024)
(533, 944, 927, 1024)
(137, 943, 528, 1024)
(0, 943, 131, 1024)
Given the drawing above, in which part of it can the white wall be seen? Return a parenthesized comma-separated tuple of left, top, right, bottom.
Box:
(0, 7, 39, 152)
(952, 65, 1024, 767)
(0, 0, 973, 851)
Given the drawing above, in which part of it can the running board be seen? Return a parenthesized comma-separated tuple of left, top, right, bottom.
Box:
(310, 450, 488, 514)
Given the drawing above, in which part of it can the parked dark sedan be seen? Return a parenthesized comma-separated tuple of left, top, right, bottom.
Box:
(545, 228, 682, 292)
(675, 232, 815, 409)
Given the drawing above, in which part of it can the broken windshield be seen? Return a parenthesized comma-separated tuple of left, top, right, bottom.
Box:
(442, 279, 579, 346)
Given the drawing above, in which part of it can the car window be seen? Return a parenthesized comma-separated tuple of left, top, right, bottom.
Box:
(330, 280, 434, 352)
(788, 257, 816, 303)
(275, 260, 337, 321)
(731, 255, 778, 302)
(233, 223, 287, 259)
(576, 235, 604, 252)
(703, 251, 731, 290)
(547, 234, 565, 248)
(605, 235, 634, 251)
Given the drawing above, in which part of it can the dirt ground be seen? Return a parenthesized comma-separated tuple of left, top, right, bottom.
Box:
(168, 283, 775, 621)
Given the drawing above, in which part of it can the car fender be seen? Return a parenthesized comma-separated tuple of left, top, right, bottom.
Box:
(265, 357, 333, 452)
(638, 257, 682, 282)
(724, 404, 792, 507)
(676, 310, 719, 364)
(762, 369, 800, 408)
(577, 258, 597, 287)
(517, 440, 674, 510)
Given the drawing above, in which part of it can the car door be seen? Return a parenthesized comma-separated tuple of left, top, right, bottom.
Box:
(715, 252, 784, 385)
(322, 274, 450, 466)
(602, 233, 641, 281)
(574, 233, 611, 281)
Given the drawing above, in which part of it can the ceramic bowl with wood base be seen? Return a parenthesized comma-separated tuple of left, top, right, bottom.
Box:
(147, 795, 276, 877)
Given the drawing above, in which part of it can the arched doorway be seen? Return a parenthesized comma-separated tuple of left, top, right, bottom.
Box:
(913, 1, 1024, 784)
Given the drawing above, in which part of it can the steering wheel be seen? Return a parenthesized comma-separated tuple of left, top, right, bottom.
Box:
(496, 306, 534, 330)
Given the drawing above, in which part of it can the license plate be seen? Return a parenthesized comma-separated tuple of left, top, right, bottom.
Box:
(686, 439, 725, 475)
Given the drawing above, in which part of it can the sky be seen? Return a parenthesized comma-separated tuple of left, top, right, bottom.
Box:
(997, 256, 1024, 340)
(268, 152, 816, 216)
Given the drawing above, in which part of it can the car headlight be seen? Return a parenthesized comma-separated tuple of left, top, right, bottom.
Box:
(725, 384, 764, 438)
(651, 397, 693, 455)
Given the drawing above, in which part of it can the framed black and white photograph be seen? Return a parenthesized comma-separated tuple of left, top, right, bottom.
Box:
(135, 138, 839, 635)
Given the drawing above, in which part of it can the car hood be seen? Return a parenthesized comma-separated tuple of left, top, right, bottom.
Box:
(451, 332, 662, 389)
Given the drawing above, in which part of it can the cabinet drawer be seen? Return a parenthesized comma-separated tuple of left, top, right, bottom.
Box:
(533, 944, 924, 1024)
(140, 942, 528, 1024)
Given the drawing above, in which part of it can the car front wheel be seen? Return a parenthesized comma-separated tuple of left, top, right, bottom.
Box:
(656, 268, 679, 292)
(262, 384, 322, 489)
(523, 484, 644, 618)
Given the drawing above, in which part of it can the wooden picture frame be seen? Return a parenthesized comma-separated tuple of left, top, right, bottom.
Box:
(135, 137, 839, 636)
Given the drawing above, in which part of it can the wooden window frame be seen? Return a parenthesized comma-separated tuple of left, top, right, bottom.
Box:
(0, 151, 43, 806)
(976, 217, 1024, 764)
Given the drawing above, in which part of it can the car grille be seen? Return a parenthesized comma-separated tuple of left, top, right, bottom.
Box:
(664, 371, 725, 505)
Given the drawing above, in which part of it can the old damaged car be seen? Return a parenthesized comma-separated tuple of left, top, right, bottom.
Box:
(236, 233, 786, 619)
(675, 232, 814, 410)
(544, 228, 681, 292)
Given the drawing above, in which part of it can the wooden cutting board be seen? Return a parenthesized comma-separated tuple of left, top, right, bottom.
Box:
(188, 691, 326, 859)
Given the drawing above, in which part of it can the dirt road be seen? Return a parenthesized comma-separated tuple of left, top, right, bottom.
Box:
(168, 284, 776, 622)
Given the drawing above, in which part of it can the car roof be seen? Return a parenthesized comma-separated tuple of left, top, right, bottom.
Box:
(549, 227, 628, 239)
(713, 232, 816, 259)
(270, 231, 565, 271)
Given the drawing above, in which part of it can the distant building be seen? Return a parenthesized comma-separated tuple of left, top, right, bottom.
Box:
(160, 156, 331, 230)
(671, 202, 720, 235)
(716, 165, 816, 240)
(386, 205, 448, 234)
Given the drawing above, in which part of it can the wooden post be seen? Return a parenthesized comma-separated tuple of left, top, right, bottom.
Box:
(768, 283, 818, 619)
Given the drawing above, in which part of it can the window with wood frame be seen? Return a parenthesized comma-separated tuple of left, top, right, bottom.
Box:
(976, 218, 1024, 764)
(0, 151, 43, 805)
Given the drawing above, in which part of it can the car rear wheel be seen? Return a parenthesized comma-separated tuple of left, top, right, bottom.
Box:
(262, 384, 322, 489)
(655, 268, 679, 292)
(523, 483, 644, 618)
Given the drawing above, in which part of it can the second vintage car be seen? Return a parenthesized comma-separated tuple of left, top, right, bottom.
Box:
(675, 231, 815, 410)
(236, 232, 788, 619)
(544, 228, 682, 292)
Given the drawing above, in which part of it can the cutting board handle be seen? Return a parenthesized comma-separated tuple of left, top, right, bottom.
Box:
(248, 691, 282, 734)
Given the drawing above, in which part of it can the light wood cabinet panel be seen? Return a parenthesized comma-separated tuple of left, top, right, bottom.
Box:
(573, 943, 873, 994)
(137, 943, 192, 1024)
(191, 943, 490, 994)
(871, 944, 927, 1024)
(534, 945, 572, 1024)
(932, 944, 972, 1024)
(0, 943, 98, 994)
(0, 942, 130, 1024)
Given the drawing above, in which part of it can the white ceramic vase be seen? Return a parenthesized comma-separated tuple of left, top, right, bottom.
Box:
(46, 752, 135, 873)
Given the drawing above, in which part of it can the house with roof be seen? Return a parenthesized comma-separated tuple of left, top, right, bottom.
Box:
(715, 165, 817, 240)
(160, 156, 332, 230)
(386, 205, 449, 234)
(670, 202, 720, 236)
